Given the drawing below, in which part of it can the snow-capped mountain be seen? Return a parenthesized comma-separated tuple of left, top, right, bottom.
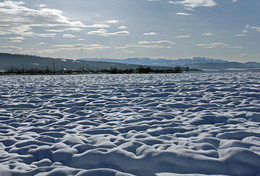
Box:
(78, 57, 260, 70)
(78, 57, 228, 67)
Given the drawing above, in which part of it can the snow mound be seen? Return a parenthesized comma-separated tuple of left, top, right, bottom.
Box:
(0, 72, 260, 176)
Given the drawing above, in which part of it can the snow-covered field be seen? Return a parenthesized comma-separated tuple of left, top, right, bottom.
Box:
(1, 72, 260, 176)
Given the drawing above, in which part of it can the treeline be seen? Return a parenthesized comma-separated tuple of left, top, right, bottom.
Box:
(101, 66, 187, 74)
(1, 66, 196, 75)
(3, 67, 87, 75)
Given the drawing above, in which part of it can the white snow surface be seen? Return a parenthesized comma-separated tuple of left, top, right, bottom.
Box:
(0, 72, 260, 176)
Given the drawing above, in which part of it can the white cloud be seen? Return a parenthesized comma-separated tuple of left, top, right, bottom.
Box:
(138, 40, 175, 45)
(0, 1, 85, 37)
(197, 43, 227, 48)
(87, 29, 129, 36)
(36, 33, 56, 38)
(0, 1, 25, 7)
(144, 32, 158, 36)
(185, 7, 194, 11)
(169, 0, 217, 8)
(0, 45, 22, 52)
(106, 20, 119, 24)
(63, 34, 76, 38)
(45, 28, 83, 33)
(230, 46, 242, 49)
(232, 0, 238, 2)
(38, 44, 111, 53)
(118, 26, 128, 30)
(65, 28, 83, 31)
(196, 42, 241, 49)
(176, 35, 191, 38)
(116, 40, 175, 50)
(38, 4, 47, 8)
(245, 25, 260, 32)
(2, 36, 25, 40)
(10, 40, 22, 43)
(45, 29, 64, 33)
(201, 32, 215, 36)
(235, 34, 247, 37)
(86, 24, 110, 28)
(124, 50, 135, 54)
(176, 12, 191, 16)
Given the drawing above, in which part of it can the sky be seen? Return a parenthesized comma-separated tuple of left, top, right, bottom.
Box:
(0, 0, 260, 62)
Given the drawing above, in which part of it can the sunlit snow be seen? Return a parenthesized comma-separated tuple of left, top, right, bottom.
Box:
(0, 72, 260, 176)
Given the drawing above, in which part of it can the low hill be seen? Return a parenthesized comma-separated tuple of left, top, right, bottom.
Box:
(0, 53, 175, 74)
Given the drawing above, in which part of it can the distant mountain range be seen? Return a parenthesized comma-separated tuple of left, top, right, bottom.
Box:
(79, 57, 260, 71)
(0, 53, 259, 73)
(78, 57, 227, 66)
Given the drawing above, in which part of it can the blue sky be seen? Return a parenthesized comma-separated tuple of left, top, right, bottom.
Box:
(0, 0, 260, 62)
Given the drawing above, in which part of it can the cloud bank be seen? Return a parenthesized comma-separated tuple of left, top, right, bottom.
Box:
(0, 1, 85, 37)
